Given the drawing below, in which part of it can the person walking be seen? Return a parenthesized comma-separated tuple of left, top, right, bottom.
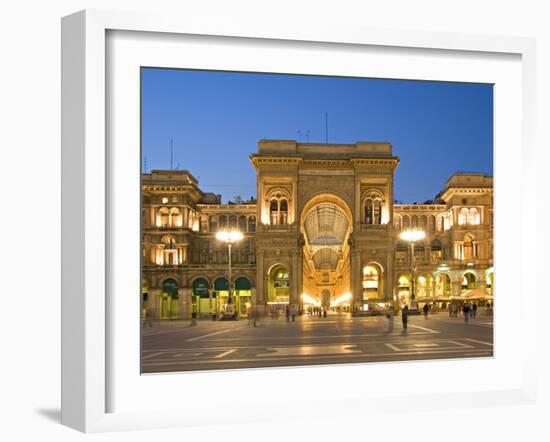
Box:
(386, 307, 394, 332)
(472, 302, 478, 319)
(401, 305, 409, 334)
(291, 305, 296, 322)
(463, 302, 470, 324)
(142, 307, 153, 329)
(286, 305, 290, 322)
(423, 303, 429, 320)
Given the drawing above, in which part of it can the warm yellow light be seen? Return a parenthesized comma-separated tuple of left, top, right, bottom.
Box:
(216, 229, 244, 243)
(331, 292, 351, 307)
(301, 293, 321, 306)
(400, 229, 426, 242)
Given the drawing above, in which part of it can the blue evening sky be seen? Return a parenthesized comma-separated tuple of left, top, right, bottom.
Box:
(141, 68, 493, 203)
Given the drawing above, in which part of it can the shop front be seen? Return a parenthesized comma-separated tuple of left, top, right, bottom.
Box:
(160, 278, 179, 319)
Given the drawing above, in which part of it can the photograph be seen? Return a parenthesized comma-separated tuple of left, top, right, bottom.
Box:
(140, 68, 494, 373)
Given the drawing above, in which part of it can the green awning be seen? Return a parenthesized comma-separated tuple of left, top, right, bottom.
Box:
(214, 278, 229, 291)
(162, 278, 178, 295)
(192, 278, 209, 297)
(235, 277, 251, 291)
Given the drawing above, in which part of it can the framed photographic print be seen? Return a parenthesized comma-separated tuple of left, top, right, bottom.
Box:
(61, 9, 537, 433)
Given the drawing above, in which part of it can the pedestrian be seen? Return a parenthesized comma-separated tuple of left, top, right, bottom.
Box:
(190, 310, 197, 326)
(253, 307, 259, 327)
(386, 308, 394, 332)
(472, 302, 477, 319)
(291, 305, 296, 322)
(463, 302, 470, 324)
(423, 302, 429, 320)
(401, 305, 409, 334)
(142, 307, 153, 329)
(286, 305, 290, 322)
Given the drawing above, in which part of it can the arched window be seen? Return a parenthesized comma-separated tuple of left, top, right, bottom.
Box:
(429, 215, 436, 231)
(279, 199, 288, 224)
(268, 265, 290, 306)
(403, 215, 410, 229)
(161, 235, 179, 265)
(169, 207, 181, 227)
(437, 273, 451, 297)
(158, 207, 170, 227)
(411, 215, 419, 228)
(248, 216, 256, 233)
(238, 215, 247, 232)
(199, 216, 208, 232)
(365, 199, 373, 224)
(394, 215, 402, 231)
(363, 265, 382, 300)
(468, 208, 480, 225)
(463, 234, 474, 260)
(270, 199, 278, 225)
(458, 208, 468, 225)
(461, 272, 476, 291)
(417, 276, 427, 298)
(209, 215, 217, 232)
(373, 200, 382, 224)
(218, 215, 227, 229)
(420, 215, 427, 230)
(229, 215, 237, 229)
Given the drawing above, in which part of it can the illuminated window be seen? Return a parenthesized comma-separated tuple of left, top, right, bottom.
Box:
(458, 207, 468, 225)
(362, 265, 381, 300)
(373, 200, 382, 224)
(463, 234, 474, 260)
(270, 200, 278, 225)
(468, 208, 480, 225)
(279, 199, 288, 224)
(365, 199, 373, 224)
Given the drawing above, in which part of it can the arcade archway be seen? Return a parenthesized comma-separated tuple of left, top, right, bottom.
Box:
(300, 194, 353, 309)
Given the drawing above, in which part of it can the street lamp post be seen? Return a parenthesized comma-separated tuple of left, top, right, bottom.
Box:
(399, 228, 426, 310)
(216, 229, 244, 318)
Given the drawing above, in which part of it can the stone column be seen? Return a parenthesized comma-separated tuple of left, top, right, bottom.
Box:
(385, 251, 393, 302)
(477, 278, 487, 294)
(250, 288, 257, 307)
(290, 251, 301, 310)
(451, 280, 461, 297)
(149, 288, 161, 319)
(178, 288, 189, 319)
(255, 252, 265, 314)
(351, 250, 362, 313)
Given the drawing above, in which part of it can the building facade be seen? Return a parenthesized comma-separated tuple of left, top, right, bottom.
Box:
(141, 140, 494, 319)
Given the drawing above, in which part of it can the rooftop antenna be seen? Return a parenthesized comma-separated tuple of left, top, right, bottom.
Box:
(143, 156, 148, 173)
(305, 130, 310, 142)
(325, 112, 328, 144)
(170, 138, 174, 170)
(297, 130, 302, 141)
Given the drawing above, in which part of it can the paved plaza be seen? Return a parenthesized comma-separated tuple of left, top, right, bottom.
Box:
(141, 311, 493, 373)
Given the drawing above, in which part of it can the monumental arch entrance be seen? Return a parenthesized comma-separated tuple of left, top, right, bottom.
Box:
(251, 139, 399, 316)
(300, 193, 353, 310)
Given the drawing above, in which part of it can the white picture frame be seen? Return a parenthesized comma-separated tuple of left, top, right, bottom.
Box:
(61, 9, 538, 433)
